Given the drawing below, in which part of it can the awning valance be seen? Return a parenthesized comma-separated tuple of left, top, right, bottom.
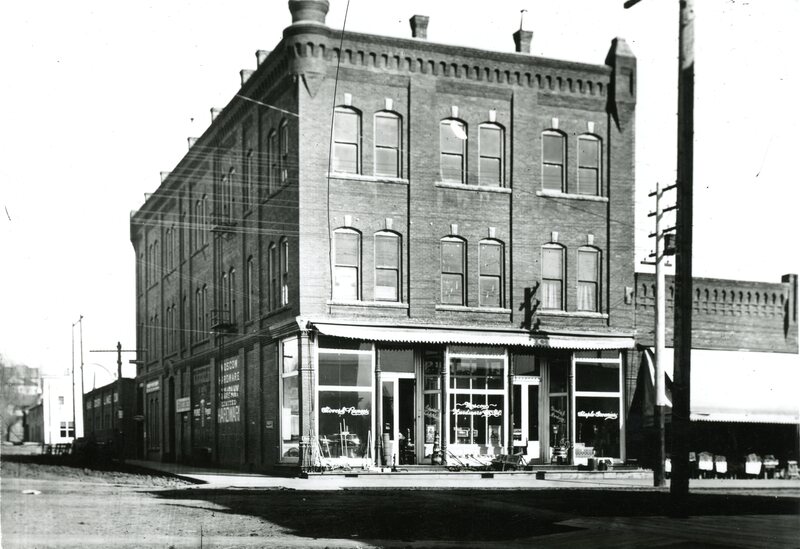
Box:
(312, 322, 635, 350)
(644, 348, 800, 424)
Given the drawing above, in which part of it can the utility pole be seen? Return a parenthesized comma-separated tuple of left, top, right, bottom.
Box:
(647, 183, 676, 487)
(671, 0, 695, 516)
(90, 342, 144, 462)
(625, 0, 695, 514)
(72, 315, 84, 439)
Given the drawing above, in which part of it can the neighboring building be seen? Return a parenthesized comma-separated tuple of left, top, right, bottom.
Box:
(130, 1, 797, 473)
(24, 374, 75, 445)
(83, 379, 137, 459)
(1, 362, 40, 442)
(631, 273, 799, 468)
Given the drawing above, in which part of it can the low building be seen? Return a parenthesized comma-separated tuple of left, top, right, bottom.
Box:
(83, 379, 137, 459)
(24, 374, 75, 446)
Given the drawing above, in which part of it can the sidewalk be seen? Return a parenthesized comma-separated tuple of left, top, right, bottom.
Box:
(128, 459, 800, 493)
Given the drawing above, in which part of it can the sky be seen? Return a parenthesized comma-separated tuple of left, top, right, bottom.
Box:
(1, 0, 798, 379)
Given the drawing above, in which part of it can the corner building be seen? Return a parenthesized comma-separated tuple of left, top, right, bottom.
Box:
(130, 1, 639, 471)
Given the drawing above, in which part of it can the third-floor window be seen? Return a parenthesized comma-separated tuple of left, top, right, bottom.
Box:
(333, 107, 360, 174)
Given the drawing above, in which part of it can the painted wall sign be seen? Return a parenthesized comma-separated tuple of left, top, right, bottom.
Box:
(175, 397, 191, 413)
(145, 380, 160, 393)
(577, 410, 619, 421)
(217, 357, 240, 424)
(320, 406, 370, 416)
(452, 402, 502, 418)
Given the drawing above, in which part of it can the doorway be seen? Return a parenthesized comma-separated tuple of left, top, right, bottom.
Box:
(513, 379, 541, 461)
(381, 374, 416, 466)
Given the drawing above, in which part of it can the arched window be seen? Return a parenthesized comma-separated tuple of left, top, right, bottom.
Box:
(441, 236, 466, 305)
(333, 228, 361, 300)
(374, 231, 401, 301)
(245, 256, 254, 321)
(280, 238, 289, 306)
(227, 167, 236, 219)
(577, 247, 600, 312)
(374, 112, 401, 177)
(577, 134, 601, 196)
(244, 149, 253, 206)
(440, 119, 467, 183)
(542, 130, 565, 192)
(333, 107, 361, 174)
(479, 123, 503, 187)
(479, 239, 504, 307)
(268, 242, 277, 310)
(229, 267, 236, 323)
(541, 244, 565, 310)
(279, 120, 289, 184)
(268, 130, 278, 194)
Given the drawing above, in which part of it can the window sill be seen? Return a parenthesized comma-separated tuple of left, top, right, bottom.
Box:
(327, 300, 409, 309)
(538, 310, 608, 319)
(327, 172, 409, 185)
(436, 305, 512, 314)
(435, 181, 511, 194)
(536, 190, 608, 202)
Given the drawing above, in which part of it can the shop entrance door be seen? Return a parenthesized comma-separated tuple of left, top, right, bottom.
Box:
(512, 378, 541, 461)
(381, 373, 416, 466)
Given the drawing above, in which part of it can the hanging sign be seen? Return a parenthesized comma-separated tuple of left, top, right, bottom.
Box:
(175, 397, 191, 413)
(146, 380, 160, 393)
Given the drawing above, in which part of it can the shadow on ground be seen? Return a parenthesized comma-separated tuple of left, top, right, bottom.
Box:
(147, 488, 800, 542)
(0, 454, 184, 481)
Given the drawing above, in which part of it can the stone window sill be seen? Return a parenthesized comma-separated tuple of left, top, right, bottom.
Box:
(436, 181, 511, 194)
(327, 172, 409, 185)
(536, 190, 608, 202)
(327, 300, 409, 309)
(538, 310, 609, 319)
(436, 305, 512, 314)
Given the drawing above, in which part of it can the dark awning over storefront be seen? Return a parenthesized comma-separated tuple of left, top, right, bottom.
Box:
(644, 348, 800, 424)
(312, 322, 635, 350)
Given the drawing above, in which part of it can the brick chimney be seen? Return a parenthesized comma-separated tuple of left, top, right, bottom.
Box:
(410, 15, 429, 39)
(513, 9, 532, 53)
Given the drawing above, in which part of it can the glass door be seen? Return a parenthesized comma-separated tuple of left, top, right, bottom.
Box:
(381, 373, 415, 466)
(512, 379, 540, 461)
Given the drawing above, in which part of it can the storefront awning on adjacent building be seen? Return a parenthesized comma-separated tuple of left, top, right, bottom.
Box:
(312, 322, 635, 350)
(644, 348, 800, 424)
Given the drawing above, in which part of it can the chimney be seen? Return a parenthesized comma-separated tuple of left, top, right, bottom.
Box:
(256, 50, 270, 66)
(410, 15, 429, 39)
(188, 137, 198, 149)
(160, 171, 171, 183)
(240, 69, 254, 86)
(513, 9, 532, 54)
(210, 108, 221, 122)
(288, 0, 329, 26)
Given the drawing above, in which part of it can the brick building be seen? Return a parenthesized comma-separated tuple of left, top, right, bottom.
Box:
(130, 1, 796, 473)
(83, 379, 137, 459)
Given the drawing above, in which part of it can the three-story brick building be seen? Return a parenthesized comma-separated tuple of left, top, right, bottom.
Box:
(131, 0, 643, 471)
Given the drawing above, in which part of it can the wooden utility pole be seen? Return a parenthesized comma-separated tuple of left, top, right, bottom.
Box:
(671, 0, 695, 515)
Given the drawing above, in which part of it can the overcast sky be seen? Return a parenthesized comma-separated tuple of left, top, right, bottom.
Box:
(1, 0, 798, 378)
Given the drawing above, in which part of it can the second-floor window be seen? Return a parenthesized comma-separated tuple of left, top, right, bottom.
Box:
(245, 256, 254, 321)
(578, 135, 601, 196)
(374, 112, 401, 177)
(479, 124, 503, 186)
(333, 107, 360, 174)
(542, 131, 565, 192)
(244, 149, 253, 206)
(333, 229, 360, 300)
(268, 130, 278, 194)
(479, 240, 503, 307)
(374, 232, 400, 301)
(440, 120, 466, 183)
(280, 238, 289, 306)
(541, 244, 565, 310)
(577, 248, 600, 312)
(279, 121, 289, 184)
(441, 237, 466, 305)
(269, 243, 278, 310)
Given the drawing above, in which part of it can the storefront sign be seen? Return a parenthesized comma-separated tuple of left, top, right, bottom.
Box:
(452, 402, 502, 418)
(146, 380, 160, 393)
(320, 406, 370, 416)
(577, 410, 618, 421)
(175, 397, 191, 413)
(217, 357, 240, 424)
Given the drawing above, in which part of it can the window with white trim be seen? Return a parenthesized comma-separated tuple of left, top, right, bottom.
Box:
(333, 107, 360, 174)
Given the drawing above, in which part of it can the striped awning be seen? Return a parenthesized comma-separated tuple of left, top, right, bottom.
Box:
(312, 322, 634, 350)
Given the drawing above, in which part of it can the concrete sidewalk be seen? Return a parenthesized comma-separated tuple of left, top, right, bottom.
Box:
(128, 459, 800, 493)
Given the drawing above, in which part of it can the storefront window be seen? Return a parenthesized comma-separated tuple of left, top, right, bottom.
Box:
(317, 343, 373, 461)
(422, 350, 442, 453)
(576, 362, 619, 392)
(280, 338, 300, 461)
(448, 348, 505, 451)
(575, 396, 620, 458)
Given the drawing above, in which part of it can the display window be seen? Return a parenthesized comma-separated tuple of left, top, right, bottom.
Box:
(280, 338, 300, 462)
(316, 340, 374, 463)
(573, 351, 623, 460)
(422, 350, 442, 460)
(446, 346, 506, 456)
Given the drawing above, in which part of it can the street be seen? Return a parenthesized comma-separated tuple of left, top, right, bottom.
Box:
(2, 455, 799, 548)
